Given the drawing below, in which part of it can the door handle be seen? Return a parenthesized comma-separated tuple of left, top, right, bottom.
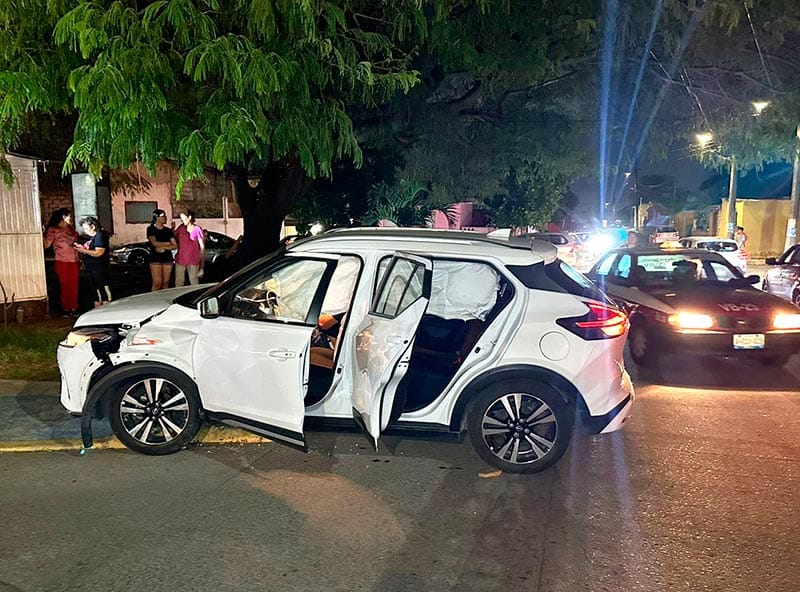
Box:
(385, 334, 406, 346)
(268, 348, 296, 360)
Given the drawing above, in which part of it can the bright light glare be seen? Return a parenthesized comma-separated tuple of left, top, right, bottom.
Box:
(309, 223, 324, 235)
(695, 132, 714, 147)
(668, 313, 714, 330)
(773, 313, 800, 330)
(588, 234, 615, 252)
(752, 101, 770, 115)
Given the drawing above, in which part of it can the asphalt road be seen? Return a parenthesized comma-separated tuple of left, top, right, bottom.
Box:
(1, 350, 798, 592)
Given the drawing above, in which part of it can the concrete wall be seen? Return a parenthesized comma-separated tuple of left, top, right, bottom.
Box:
(718, 198, 791, 257)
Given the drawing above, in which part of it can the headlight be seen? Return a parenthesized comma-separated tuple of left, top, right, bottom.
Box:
(667, 312, 714, 330)
(60, 328, 114, 348)
(773, 313, 800, 330)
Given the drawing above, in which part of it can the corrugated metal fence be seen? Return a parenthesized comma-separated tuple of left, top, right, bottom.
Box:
(0, 155, 47, 302)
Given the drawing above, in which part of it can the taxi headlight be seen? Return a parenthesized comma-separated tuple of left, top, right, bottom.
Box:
(60, 328, 113, 348)
(773, 313, 800, 330)
(667, 312, 714, 330)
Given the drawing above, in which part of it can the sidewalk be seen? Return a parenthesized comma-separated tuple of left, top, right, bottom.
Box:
(0, 379, 269, 453)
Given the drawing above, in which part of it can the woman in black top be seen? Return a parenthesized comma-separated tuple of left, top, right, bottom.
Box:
(147, 209, 177, 291)
(74, 216, 112, 307)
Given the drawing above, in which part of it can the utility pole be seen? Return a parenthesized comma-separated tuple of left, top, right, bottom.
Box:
(726, 156, 738, 239)
(785, 127, 800, 251)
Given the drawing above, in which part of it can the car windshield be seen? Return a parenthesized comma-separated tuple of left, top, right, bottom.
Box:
(633, 253, 744, 286)
(191, 247, 286, 305)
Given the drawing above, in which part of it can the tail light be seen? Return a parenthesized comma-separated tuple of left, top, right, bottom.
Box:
(557, 302, 629, 340)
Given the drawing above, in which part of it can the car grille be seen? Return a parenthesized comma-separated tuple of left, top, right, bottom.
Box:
(715, 315, 772, 332)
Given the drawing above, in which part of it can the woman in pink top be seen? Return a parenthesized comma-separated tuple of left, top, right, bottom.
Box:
(174, 210, 206, 286)
(43, 208, 80, 316)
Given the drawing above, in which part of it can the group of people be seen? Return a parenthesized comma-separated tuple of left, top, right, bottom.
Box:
(44, 207, 206, 316)
(146, 209, 205, 291)
(44, 208, 111, 316)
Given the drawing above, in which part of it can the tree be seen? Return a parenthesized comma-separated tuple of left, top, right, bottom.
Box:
(357, 0, 598, 228)
(1, 0, 434, 261)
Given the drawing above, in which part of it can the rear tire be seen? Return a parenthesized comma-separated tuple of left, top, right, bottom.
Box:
(467, 380, 574, 474)
(106, 367, 203, 455)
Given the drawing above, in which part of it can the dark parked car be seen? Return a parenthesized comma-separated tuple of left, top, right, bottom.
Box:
(762, 244, 800, 306)
(110, 230, 235, 268)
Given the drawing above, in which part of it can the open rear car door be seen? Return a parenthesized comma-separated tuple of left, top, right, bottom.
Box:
(352, 253, 432, 447)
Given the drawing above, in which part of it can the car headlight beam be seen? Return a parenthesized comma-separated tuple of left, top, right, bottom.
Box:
(667, 312, 714, 330)
(773, 313, 800, 330)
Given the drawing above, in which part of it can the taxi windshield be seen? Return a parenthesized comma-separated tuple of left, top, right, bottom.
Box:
(633, 253, 744, 285)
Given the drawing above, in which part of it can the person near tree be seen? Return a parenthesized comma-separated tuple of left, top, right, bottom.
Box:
(73, 216, 112, 307)
(174, 210, 206, 286)
(147, 209, 177, 291)
(43, 208, 80, 316)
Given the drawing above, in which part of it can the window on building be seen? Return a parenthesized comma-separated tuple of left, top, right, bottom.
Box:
(125, 201, 158, 223)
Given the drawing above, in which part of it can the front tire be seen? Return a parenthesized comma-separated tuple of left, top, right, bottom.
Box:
(467, 380, 574, 474)
(107, 367, 203, 455)
(628, 322, 655, 366)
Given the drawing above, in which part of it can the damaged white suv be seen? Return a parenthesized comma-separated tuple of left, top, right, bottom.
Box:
(58, 228, 634, 473)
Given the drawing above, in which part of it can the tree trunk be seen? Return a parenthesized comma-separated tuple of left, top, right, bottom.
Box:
(230, 154, 310, 266)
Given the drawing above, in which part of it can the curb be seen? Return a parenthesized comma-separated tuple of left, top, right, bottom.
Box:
(0, 425, 270, 454)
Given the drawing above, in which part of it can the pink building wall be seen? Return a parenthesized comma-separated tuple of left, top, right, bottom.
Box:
(431, 202, 494, 233)
(110, 162, 243, 246)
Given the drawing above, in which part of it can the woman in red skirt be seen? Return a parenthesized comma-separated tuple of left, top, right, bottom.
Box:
(44, 208, 80, 316)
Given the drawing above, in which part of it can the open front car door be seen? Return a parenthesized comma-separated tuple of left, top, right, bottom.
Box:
(194, 253, 340, 449)
(352, 253, 432, 448)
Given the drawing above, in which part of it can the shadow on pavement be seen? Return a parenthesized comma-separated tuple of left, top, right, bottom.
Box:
(627, 350, 800, 391)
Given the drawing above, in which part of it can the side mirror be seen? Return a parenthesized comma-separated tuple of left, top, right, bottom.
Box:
(765, 257, 778, 265)
(746, 274, 760, 285)
(198, 296, 220, 319)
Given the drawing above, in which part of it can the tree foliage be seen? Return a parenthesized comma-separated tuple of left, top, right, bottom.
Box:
(1, 0, 439, 258)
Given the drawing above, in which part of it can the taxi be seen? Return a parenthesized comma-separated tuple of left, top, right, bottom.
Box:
(586, 247, 800, 366)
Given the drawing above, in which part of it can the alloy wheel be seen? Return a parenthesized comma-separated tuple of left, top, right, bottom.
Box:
(118, 378, 191, 446)
(479, 392, 558, 465)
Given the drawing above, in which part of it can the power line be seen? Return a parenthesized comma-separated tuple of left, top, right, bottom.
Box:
(744, 1, 774, 96)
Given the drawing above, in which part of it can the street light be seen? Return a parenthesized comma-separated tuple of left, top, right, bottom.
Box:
(752, 100, 770, 116)
(695, 131, 738, 238)
(695, 132, 714, 147)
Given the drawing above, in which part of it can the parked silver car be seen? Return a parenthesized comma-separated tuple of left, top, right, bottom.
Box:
(762, 244, 800, 306)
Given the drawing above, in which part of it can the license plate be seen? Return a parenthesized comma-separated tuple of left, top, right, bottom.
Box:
(733, 334, 765, 350)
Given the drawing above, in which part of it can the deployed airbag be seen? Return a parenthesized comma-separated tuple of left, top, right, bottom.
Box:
(427, 261, 499, 321)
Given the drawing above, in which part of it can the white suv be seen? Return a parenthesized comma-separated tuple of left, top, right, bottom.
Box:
(58, 229, 634, 473)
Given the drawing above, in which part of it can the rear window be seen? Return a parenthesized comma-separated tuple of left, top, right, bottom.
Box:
(697, 240, 737, 252)
(507, 260, 610, 303)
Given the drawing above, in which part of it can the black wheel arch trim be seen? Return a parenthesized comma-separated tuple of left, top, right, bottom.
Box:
(81, 362, 199, 450)
(577, 394, 632, 434)
(448, 364, 580, 432)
